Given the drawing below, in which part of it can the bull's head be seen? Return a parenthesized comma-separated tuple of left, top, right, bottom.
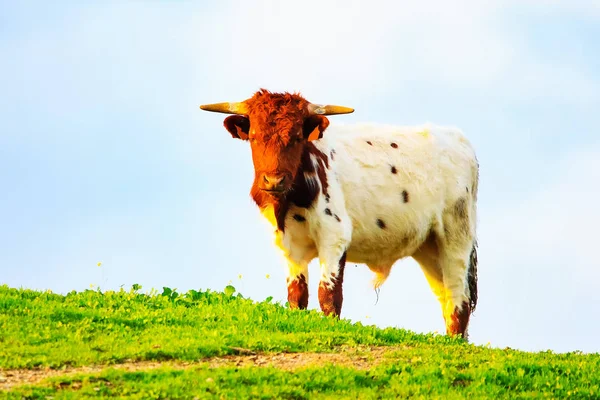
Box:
(200, 89, 353, 197)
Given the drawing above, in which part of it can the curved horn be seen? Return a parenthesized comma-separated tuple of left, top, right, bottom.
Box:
(307, 103, 354, 116)
(199, 102, 248, 115)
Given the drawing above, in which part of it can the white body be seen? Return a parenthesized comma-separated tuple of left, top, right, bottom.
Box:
(262, 122, 479, 327)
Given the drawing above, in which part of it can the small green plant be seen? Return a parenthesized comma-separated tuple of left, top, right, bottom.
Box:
(223, 284, 236, 297)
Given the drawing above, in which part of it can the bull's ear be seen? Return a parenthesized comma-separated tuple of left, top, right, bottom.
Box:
(303, 115, 330, 141)
(223, 115, 250, 140)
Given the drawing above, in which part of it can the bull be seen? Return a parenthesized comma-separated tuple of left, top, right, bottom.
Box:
(200, 89, 479, 338)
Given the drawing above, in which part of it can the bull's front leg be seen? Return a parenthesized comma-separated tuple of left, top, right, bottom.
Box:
(318, 250, 347, 317)
(274, 227, 314, 310)
(286, 259, 309, 310)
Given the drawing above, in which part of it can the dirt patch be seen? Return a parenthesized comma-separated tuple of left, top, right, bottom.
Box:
(208, 345, 405, 370)
(0, 345, 410, 391)
(0, 362, 182, 391)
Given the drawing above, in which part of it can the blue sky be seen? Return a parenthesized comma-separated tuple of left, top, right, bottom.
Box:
(1, 0, 599, 354)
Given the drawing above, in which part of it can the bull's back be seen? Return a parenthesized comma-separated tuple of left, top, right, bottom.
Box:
(320, 123, 477, 266)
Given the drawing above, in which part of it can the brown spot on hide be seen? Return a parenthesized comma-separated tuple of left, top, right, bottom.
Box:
(287, 274, 308, 309)
(318, 252, 346, 317)
(454, 198, 467, 219)
(307, 144, 330, 199)
(391, 166, 397, 174)
(325, 193, 330, 203)
(402, 190, 409, 203)
(390, 142, 398, 148)
(324, 208, 332, 216)
(366, 141, 373, 145)
(376, 219, 386, 229)
(334, 214, 341, 222)
(293, 214, 306, 222)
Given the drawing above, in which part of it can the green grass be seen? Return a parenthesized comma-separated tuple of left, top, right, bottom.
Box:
(1, 284, 599, 398)
(0, 284, 447, 369)
(7, 360, 600, 400)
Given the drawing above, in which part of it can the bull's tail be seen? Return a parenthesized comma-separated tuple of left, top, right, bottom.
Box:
(468, 240, 478, 314)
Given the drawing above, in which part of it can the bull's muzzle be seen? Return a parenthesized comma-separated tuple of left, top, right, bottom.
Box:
(260, 174, 288, 194)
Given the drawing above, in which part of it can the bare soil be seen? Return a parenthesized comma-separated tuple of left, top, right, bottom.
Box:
(0, 345, 410, 391)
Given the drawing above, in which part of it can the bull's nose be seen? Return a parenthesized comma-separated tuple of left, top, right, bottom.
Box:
(261, 174, 287, 192)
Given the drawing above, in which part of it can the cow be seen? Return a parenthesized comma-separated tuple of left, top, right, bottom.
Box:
(200, 89, 479, 339)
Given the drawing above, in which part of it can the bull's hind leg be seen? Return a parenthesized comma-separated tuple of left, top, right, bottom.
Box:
(413, 223, 477, 338)
(438, 247, 472, 338)
(412, 232, 447, 313)
(436, 198, 478, 339)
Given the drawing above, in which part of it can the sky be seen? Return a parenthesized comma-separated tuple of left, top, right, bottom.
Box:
(1, 0, 599, 354)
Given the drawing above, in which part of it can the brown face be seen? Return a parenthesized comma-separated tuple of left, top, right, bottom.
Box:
(224, 111, 329, 197)
(248, 116, 304, 194)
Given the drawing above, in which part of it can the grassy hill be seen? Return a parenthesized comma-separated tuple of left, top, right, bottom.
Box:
(0, 284, 598, 399)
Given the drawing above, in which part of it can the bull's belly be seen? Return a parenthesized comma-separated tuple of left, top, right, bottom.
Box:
(345, 220, 430, 267)
(334, 173, 441, 267)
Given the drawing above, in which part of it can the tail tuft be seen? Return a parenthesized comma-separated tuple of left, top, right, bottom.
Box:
(372, 271, 390, 290)
(468, 240, 478, 313)
(370, 265, 392, 291)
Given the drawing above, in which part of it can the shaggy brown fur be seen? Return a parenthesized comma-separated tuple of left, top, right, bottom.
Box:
(224, 89, 331, 231)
